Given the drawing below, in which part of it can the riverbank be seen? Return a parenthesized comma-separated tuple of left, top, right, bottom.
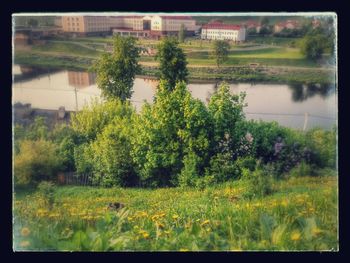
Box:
(14, 52, 335, 85)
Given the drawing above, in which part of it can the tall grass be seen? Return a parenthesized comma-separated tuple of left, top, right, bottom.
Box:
(13, 174, 338, 251)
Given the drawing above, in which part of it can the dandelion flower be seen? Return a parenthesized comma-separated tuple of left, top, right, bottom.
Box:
(179, 248, 189, 252)
(312, 227, 322, 236)
(19, 240, 30, 248)
(21, 227, 30, 237)
(290, 231, 301, 241)
(172, 214, 179, 220)
(201, 220, 210, 226)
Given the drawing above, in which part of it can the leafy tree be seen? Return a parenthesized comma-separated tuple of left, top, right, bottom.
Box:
(207, 82, 247, 181)
(178, 24, 185, 43)
(155, 37, 188, 90)
(71, 98, 134, 142)
(300, 34, 327, 60)
(71, 99, 136, 181)
(131, 80, 213, 187)
(90, 117, 138, 187)
(208, 82, 246, 150)
(14, 140, 63, 186)
(91, 36, 141, 101)
(212, 40, 230, 68)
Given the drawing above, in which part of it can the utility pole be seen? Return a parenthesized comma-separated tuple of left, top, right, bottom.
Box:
(303, 112, 309, 131)
(74, 87, 78, 112)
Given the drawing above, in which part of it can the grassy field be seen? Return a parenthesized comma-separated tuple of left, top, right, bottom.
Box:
(13, 175, 338, 251)
(31, 42, 102, 57)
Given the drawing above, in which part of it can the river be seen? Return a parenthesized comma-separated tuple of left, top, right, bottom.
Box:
(12, 65, 337, 130)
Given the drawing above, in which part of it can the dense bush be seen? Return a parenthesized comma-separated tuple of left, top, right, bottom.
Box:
(90, 118, 138, 187)
(14, 140, 63, 186)
(305, 128, 337, 168)
(71, 99, 137, 186)
(131, 80, 213, 187)
(241, 164, 274, 199)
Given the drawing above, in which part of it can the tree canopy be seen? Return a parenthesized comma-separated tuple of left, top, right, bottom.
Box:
(155, 37, 188, 90)
(91, 36, 141, 101)
(212, 40, 230, 68)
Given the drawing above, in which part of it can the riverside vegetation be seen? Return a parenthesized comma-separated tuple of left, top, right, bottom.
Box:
(13, 82, 338, 251)
(13, 34, 337, 251)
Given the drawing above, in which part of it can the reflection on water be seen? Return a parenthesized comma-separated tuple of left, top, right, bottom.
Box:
(68, 71, 96, 88)
(289, 83, 336, 102)
(12, 65, 337, 130)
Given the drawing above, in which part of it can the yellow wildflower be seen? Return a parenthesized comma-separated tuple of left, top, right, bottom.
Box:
(200, 220, 210, 226)
(21, 227, 30, 237)
(179, 248, 189, 252)
(172, 214, 179, 220)
(312, 227, 322, 236)
(19, 240, 30, 248)
(290, 231, 301, 241)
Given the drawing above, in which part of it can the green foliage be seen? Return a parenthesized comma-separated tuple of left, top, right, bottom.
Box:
(212, 40, 230, 68)
(207, 153, 241, 183)
(289, 161, 313, 178)
(131, 80, 212, 187)
(91, 36, 141, 100)
(242, 165, 274, 199)
(14, 140, 63, 186)
(208, 82, 247, 156)
(27, 116, 49, 141)
(71, 98, 134, 142)
(300, 34, 328, 60)
(73, 143, 94, 175)
(305, 128, 337, 168)
(155, 37, 189, 89)
(37, 181, 56, 209)
(51, 124, 77, 171)
(90, 117, 138, 187)
(72, 99, 137, 186)
(178, 152, 201, 188)
(242, 120, 289, 162)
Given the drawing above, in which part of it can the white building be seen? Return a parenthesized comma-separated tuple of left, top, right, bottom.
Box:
(201, 22, 246, 41)
(150, 15, 198, 36)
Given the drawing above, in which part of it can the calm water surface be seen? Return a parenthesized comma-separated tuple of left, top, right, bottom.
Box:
(12, 65, 337, 130)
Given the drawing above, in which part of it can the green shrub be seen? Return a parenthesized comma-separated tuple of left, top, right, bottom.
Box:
(131, 81, 212, 187)
(14, 140, 63, 186)
(289, 161, 313, 177)
(178, 152, 201, 187)
(207, 152, 241, 183)
(305, 128, 337, 169)
(90, 118, 138, 187)
(242, 166, 274, 199)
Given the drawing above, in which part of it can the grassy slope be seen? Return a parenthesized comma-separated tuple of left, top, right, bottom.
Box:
(13, 175, 338, 251)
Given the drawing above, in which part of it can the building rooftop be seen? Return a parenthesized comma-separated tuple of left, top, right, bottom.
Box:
(159, 16, 193, 20)
(202, 22, 241, 30)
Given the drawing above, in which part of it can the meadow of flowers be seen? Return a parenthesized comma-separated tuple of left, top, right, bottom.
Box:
(13, 175, 338, 251)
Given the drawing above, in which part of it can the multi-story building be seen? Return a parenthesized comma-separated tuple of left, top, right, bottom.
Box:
(62, 16, 122, 35)
(62, 15, 199, 38)
(150, 15, 198, 37)
(201, 21, 246, 41)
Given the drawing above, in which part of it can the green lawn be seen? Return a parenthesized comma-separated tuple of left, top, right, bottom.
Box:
(247, 36, 303, 47)
(13, 175, 338, 251)
(32, 42, 103, 57)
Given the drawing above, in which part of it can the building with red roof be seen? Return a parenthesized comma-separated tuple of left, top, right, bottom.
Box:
(274, 19, 301, 33)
